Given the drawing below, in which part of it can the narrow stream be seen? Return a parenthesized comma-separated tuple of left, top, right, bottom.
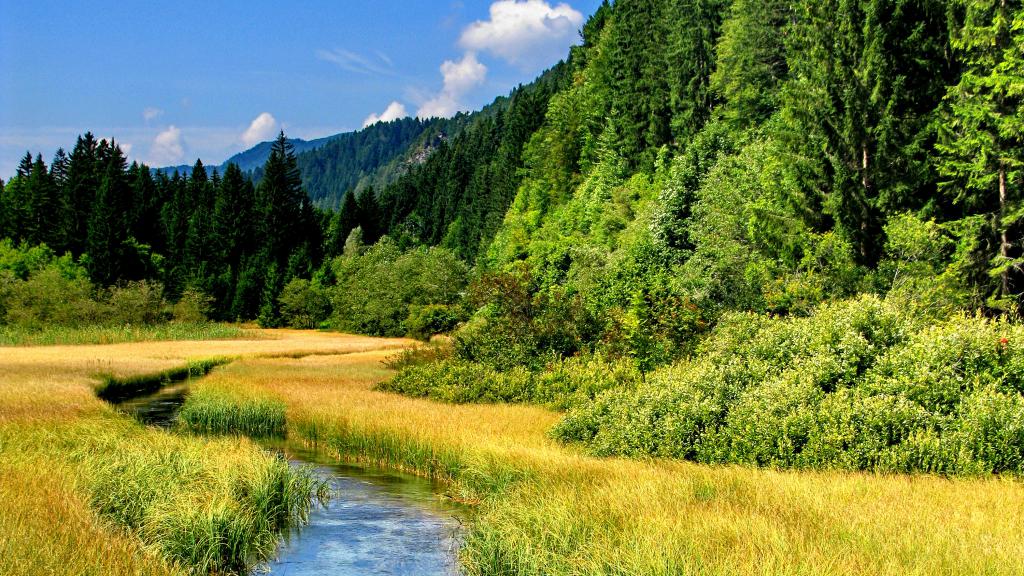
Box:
(114, 384, 466, 575)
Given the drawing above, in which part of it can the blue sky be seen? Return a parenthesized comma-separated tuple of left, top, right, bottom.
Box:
(0, 0, 604, 178)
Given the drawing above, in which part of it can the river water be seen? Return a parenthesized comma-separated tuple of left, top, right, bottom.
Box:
(114, 384, 465, 576)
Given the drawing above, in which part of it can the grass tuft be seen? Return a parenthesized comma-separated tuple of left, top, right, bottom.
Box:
(178, 389, 288, 438)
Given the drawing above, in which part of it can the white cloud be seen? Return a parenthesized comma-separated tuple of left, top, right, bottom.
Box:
(149, 126, 185, 166)
(241, 112, 278, 148)
(317, 48, 395, 75)
(363, 101, 409, 127)
(460, 0, 584, 68)
(417, 52, 488, 118)
(143, 107, 164, 123)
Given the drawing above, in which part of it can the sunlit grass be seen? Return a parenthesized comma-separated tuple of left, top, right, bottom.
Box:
(179, 388, 287, 437)
(4, 331, 1024, 575)
(0, 329, 405, 575)
(190, 349, 1024, 575)
(0, 322, 251, 347)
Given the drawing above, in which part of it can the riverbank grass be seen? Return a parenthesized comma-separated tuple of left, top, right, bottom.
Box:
(0, 322, 250, 347)
(179, 387, 287, 437)
(192, 350, 1024, 575)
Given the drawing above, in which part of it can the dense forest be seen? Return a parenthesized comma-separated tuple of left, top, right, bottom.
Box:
(4, 0, 1024, 474)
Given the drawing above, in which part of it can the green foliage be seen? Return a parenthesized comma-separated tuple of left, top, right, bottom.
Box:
(278, 278, 331, 329)
(552, 296, 1024, 475)
(937, 0, 1024, 305)
(1, 266, 106, 328)
(172, 288, 213, 324)
(381, 353, 641, 410)
(328, 239, 468, 337)
(107, 281, 166, 325)
(405, 304, 463, 341)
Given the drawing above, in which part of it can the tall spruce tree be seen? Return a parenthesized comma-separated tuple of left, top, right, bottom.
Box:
(664, 0, 727, 143)
(86, 144, 130, 285)
(27, 154, 62, 249)
(711, 0, 790, 125)
(937, 0, 1024, 300)
(65, 133, 100, 255)
(779, 0, 950, 263)
(257, 132, 307, 265)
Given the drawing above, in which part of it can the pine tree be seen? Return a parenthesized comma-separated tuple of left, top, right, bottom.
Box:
(65, 133, 100, 255)
(327, 189, 360, 257)
(86, 144, 130, 285)
(27, 154, 62, 249)
(937, 0, 1024, 301)
(665, 0, 727, 142)
(779, 0, 950, 263)
(257, 132, 307, 264)
(357, 186, 382, 244)
(594, 0, 672, 171)
(711, 0, 790, 125)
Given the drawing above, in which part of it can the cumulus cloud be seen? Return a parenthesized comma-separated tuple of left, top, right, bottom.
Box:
(417, 52, 488, 119)
(363, 101, 409, 127)
(142, 107, 163, 122)
(241, 112, 278, 148)
(460, 0, 584, 68)
(149, 126, 185, 166)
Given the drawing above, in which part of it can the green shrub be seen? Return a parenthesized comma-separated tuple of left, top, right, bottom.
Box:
(382, 353, 640, 410)
(3, 267, 109, 327)
(382, 340, 455, 370)
(107, 280, 166, 325)
(278, 278, 331, 329)
(950, 385, 1024, 474)
(328, 239, 468, 337)
(405, 304, 463, 340)
(552, 297, 1024, 476)
(172, 289, 213, 323)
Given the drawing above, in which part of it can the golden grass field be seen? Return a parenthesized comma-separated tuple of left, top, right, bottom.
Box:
(2, 329, 1023, 575)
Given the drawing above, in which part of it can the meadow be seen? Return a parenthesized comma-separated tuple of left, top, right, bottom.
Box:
(2, 329, 1023, 575)
(0, 330, 407, 575)
(180, 339, 1024, 575)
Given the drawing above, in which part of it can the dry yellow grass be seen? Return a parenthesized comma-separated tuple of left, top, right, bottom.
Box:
(3, 331, 1024, 575)
(192, 349, 1024, 575)
(0, 330, 410, 576)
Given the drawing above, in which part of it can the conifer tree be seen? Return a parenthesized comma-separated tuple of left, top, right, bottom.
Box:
(86, 144, 130, 285)
(357, 186, 382, 244)
(665, 0, 726, 142)
(937, 0, 1024, 300)
(65, 133, 100, 255)
(327, 189, 360, 257)
(711, 0, 790, 125)
(27, 154, 61, 249)
(779, 0, 950, 263)
(257, 132, 307, 265)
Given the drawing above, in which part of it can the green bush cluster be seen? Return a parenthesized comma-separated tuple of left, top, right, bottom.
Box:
(0, 240, 216, 330)
(381, 353, 641, 410)
(325, 239, 468, 337)
(405, 304, 462, 341)
(552, 296, 1024, 475)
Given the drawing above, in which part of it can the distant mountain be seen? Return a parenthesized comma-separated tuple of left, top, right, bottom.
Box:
(155, 114, 482, 209)
(154, 135, 336, 178)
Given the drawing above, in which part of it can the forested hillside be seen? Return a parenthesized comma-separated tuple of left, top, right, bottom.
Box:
(3, 0, 1024, 474)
